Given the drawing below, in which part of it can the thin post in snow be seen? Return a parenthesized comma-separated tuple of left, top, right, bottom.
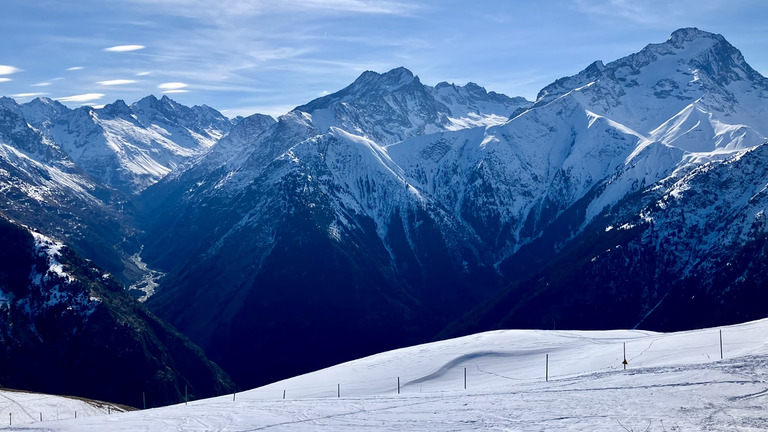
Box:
(75, 411, 77, 419)
(623, 342, 627, 370)
(464, 367, 467, 389)
(233, 392, 236, 402)
(546, 354, 549, 382)
(397, 377, 400, 394)
(9, 412, 11, 426)
(142, 392, 146, 410)
(720, 329, 723, 360)
(337, 383, 340, 398)
(40, 413, 42, 422)
(283, 390, 286, 400)
(185, 385, 188, 405)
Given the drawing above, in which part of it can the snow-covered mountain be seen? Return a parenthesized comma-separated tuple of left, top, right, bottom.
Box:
(1, 26, 767, 406)
(0, 94, 237, 285)
(138, 76, 525, 388)
(134, 28, 768, 391)
(39, 95, 236, 194)
(0, 100, 146, 285)
(1, 95, 235, 195)
(0, 216, 235, 408)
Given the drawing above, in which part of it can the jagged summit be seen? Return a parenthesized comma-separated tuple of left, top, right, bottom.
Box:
(294, 67, 421, 114)
(99, 99, 133, 117)
(667, 27, 722, 46)
(355, 66, 417, 90)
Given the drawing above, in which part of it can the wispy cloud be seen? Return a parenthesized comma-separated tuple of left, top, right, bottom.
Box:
(136, 71, 151, 76)
(162, 89, 189, 94)
(56, 93, 105, 102)
(67, 66, 84, 71)
(158, 82, 187, 90)
(0, 65, 21, 75)
(12, 92, 47, 98)
(104, 44, 146, 52)
(571, 0, 730, 27)
(281, 0, 420, 15)
(98, 79, 138, 86)
(121, 0, 419, 19)
(31, 82, 52, 87)
(0, 78, 11, 83)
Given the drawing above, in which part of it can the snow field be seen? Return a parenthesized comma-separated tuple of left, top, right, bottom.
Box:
(0, 390, 124, 426)
(9, 318, 768, 431)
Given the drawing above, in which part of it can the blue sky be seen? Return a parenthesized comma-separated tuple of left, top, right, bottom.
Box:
(1, 0, 766, 117)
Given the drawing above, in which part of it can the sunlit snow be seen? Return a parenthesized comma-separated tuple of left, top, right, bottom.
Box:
(8, 318, 768, 431)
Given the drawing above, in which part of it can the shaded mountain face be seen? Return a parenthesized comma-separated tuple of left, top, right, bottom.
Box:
(138, 71, 531, 388)
(135, 28, 768, 390)
(0, 216, 235, 408)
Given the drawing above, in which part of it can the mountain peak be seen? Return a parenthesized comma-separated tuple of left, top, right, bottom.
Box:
(0, 96, 19, 111)
(382, 66, 415, 80)
(667, 27, 720, 46)
(294, 67, 422, 115)
(352, 67, 417, 91)
(100, 99, 133, 117)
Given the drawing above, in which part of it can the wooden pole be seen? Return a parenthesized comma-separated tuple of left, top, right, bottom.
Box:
(283, 390, 286, 400)
(233, 392, 236, 402)
(9, 413, 11, 426)
(720, 329, 723, 360)
(185, 385, 188, 405)
(397, 377, 400, 394)
(464, 367, 467, 389)
(337, 384, 340, 398)
(546, 354, 549, 382)
(623, 342, 627, 370)
(143, 392, 146, 410)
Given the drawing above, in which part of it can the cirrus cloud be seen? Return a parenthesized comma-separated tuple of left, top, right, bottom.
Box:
(12, 92, 47, 98)
(158, 82, 188, 90)
(98, 79, 138, 86)
(104, 45, 146, 52)
(55, 93, 105, 102)
(0, 65, 21, 75)
(0, 78, 11, 83)
(158, 82, 189, 93)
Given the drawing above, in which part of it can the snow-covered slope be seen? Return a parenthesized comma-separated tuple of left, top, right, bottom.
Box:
(12, 318, 768, 431)
(0, 389, 127, 425)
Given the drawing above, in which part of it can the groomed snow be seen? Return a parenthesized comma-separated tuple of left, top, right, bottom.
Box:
(10, 318, 768, 431)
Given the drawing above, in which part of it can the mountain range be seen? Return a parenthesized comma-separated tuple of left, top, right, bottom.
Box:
(1, 27, 767, 399)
